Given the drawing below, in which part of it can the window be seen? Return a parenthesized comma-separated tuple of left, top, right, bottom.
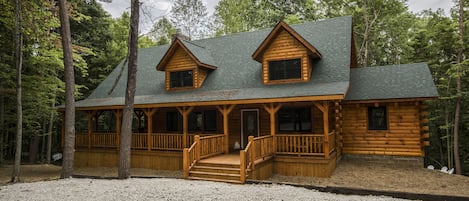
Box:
(268, 59, 302, 80)
(170, 70, 193, 88)
(204, 110, 217, 131)
(278, 107, 311, 132)
(368, 106, 387, 130)
(188, 110, 217, 132)
(188, 112, 202, 131)
(166, 112, 179, 131)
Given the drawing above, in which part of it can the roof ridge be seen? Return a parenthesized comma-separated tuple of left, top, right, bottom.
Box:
(182, 40, 206, 49)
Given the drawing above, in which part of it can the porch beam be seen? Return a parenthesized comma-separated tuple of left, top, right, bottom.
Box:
(217, 104, 236, 154)
(144, 108, 157, 151)
(86, 110, 96, 149)
(177, 106, 194, 148)
(262, 103, 283, 136)
(113, 109, 123, 149)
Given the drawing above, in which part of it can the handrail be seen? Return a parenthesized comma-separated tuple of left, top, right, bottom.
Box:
(183, 136, 199, 178)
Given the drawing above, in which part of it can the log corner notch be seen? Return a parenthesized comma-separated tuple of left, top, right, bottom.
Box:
(177, 106, 194, 148)
(216, 104, 236, 154)
(419, 102, 430, 150)
(334, 101, 343, 157)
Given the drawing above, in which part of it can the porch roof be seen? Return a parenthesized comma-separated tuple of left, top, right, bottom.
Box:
(75, 16, 353, 108)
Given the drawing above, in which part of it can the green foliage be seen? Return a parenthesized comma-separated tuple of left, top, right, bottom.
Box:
(170, 0, 209, 39)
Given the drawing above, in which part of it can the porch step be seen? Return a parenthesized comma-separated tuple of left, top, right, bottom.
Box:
(196, 162, 239, 169)
(188, 160, 243, 183)
(191, 165, 240, 174)
(187, 176, 243, 184)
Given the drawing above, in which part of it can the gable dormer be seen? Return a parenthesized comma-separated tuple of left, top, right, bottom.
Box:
(156, 38, 217, 91)
(252, 21, 321, 84)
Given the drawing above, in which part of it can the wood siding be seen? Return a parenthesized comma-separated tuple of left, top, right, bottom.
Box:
(274, 153, 337, 177)
(342, 102, 425, 156)
(74, 150, 183, 170)
(262, 30, 311, 84)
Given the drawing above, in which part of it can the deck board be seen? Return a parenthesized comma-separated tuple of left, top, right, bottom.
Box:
(200, 154, 240, 165)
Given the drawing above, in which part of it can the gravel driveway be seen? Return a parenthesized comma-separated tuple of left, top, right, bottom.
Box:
(0, 178, 411, 201)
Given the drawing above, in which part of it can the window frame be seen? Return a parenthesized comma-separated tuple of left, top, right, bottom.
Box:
(367, 106, 388, 131)
(267, 58, 303, 82)
(277, 107, 312, 133)
(169, 70, 194, 89)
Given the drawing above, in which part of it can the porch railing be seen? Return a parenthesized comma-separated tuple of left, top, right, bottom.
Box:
(241, 135, 275, 183)
(183, 134, 225, 178)
(275, 134, 325, 156)
(199, 134, 225, 159)
(328, 131, 336, 154)
(75, 133, 88, 148)
(91, 132, 117, 148)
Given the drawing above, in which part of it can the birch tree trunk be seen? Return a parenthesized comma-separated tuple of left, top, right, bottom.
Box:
(118, 0, 139, 179)
(58, 0, 76, 178)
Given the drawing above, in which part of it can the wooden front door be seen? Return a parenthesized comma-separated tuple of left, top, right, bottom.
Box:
(241, 109, 259, 148)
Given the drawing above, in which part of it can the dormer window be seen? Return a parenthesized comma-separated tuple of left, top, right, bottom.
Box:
(156, 38, 217, 91)
(170, 70, 193, 88)
(252, 21, 321, 85)
(268, 59, 302, 80)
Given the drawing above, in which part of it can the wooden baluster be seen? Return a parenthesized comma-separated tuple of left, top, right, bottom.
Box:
(195, 135, 200, 160)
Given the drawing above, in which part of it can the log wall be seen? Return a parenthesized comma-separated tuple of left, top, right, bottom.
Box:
(342, 102, 426, 157)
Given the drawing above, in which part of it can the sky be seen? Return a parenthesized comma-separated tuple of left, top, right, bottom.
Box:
(98, 0, 454, 34)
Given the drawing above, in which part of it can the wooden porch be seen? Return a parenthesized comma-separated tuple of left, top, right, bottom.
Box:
(71, 100, 343, 183)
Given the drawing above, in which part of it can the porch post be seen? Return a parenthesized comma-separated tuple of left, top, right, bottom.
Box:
(114, 109, 123, 149)
(217, 105, 236, 154)
(177, 106, 194, 148)
(313, 101, 329, 159)
(144, 108, 157, 151)
(86, 110, 96, 149)
(263, 103, 282, 151)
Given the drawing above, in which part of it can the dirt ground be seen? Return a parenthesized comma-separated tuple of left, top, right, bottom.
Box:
(1, 158, 468, 198)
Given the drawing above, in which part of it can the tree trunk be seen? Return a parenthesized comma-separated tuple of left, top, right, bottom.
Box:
(29, 132, 40, 163)
(118, 0, 139, 179)
(0, 96, 4, 163)
(453, 0, 464, 175)
(58, 0, 76, 179)
(47, 102, 55, 164)
(11, 0, 23, 183)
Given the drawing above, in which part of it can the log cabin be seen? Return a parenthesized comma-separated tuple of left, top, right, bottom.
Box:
(66, 16, 438, 183)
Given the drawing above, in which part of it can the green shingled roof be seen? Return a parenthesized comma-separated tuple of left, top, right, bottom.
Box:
(345, 63, 439, 101)
(75, 16, 437, 109)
